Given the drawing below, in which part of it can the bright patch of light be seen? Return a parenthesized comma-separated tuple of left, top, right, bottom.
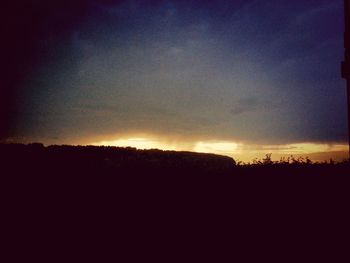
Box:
(91, 137, 183, 151)
(194, 141, 239, 155)
(89, 136, 348, 162)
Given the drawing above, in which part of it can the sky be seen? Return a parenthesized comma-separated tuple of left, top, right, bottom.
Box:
(2, 0, 349, 161)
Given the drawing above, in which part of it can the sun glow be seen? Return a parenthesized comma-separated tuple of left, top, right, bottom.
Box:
(194, 142, 239, 155)
(90, 136, 349, 162)
(91, 137, 188, 151)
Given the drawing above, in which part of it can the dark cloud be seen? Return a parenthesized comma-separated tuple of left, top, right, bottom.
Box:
(230, 97, 280, 116)
(3, 0, 348, 146)
(1, 0, 124, 138)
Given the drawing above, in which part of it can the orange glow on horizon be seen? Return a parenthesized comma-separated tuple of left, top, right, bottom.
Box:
(90, 135, 349, 162)
(91, 137, 187, 151)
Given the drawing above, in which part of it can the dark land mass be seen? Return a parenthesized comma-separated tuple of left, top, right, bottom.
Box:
(1, 142, 349, 196)
(2, 142, 349, 208)
(1, 143, 349, 176)
(1, 143, 350, 261)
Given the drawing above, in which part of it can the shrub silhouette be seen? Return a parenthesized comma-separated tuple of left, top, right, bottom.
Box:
(0, 143, 349, 177)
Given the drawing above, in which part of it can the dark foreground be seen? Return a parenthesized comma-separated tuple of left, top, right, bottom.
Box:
(1, 143, 349, 261)
(2, 143, 349, 200)
(1, 143, 349, 193)
(1, 143, 349, 176)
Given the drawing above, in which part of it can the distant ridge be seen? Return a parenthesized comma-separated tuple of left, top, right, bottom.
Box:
(0, 143, 236, 176)
(0, 143, 349, 177)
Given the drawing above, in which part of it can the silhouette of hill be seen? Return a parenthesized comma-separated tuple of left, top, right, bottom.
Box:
(1, 143, 236, 176)
(1, 143, 349, 177)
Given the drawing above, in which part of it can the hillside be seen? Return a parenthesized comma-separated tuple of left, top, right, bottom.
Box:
(1, 143, 349, 177)
(1, 143, 236, 176)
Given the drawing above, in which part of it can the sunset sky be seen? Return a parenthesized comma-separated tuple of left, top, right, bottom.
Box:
(2, 0, 349, 162)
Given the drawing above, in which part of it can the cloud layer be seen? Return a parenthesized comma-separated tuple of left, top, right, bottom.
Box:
(8, 0, 348, 147)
